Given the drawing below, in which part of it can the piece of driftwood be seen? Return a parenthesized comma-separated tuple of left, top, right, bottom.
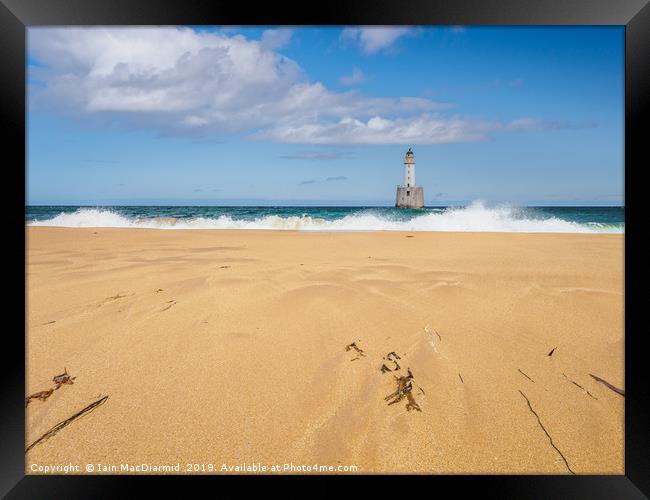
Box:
(590, 374, 625, 396)
(548, 347, 557, 356)
(25, 395, 109, 453)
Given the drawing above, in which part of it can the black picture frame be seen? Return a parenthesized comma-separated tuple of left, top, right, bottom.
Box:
(2, 0, 646, 497)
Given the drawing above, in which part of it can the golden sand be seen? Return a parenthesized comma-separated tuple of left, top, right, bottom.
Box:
(25, 227, 624, 474)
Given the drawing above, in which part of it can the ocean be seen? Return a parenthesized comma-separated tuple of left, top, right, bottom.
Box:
(26, 202, 624, 233)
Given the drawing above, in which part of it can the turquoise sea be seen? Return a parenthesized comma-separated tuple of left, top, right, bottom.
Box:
(25, 203, 624, 233)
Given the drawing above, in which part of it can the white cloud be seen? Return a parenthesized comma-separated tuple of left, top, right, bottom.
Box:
(256, 114, 498, 144)
(260, 28, 293, 50)
(340, 27, 416, 54)
(506, 117, 568, 131)
(258, 115, 570, 145)
(29, 28, 446, 133)
(28, 27, 574, 145)
(29, 27, 304, 131)
(339, 67, 366, 85)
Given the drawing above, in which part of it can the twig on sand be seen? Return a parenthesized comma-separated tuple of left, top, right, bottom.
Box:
(519, 390, 575, 475)
(589, 374, 625, 397)
(518, 368, 535, 383)
(562, 373, 598, 400)
(26, 395, 109, 453)
(458, 373, 464, 384)
(548, 347, 557, 357)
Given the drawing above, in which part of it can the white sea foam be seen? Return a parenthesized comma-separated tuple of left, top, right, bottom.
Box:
(28, 202, 623, 233)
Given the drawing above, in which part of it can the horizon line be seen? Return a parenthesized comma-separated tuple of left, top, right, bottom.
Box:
(26, 202, 625, 208)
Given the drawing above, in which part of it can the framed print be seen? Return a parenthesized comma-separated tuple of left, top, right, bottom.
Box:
(1, 0, 647, 497)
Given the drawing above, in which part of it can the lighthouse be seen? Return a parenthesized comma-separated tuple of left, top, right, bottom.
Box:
(395, 148, 424, 208)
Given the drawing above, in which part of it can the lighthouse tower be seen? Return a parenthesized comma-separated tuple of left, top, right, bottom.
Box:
(395, 148, 424, 208)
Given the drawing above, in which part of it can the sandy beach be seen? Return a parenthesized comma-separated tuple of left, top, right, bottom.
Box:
(25, 227, 624, 474)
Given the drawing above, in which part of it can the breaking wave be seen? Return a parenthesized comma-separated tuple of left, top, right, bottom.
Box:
(27, 201, 623, 233)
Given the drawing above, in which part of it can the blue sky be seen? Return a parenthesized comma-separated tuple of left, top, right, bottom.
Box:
(27, 26, 624, 206)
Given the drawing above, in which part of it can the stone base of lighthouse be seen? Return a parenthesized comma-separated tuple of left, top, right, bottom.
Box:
(395, 186, 424, 208)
